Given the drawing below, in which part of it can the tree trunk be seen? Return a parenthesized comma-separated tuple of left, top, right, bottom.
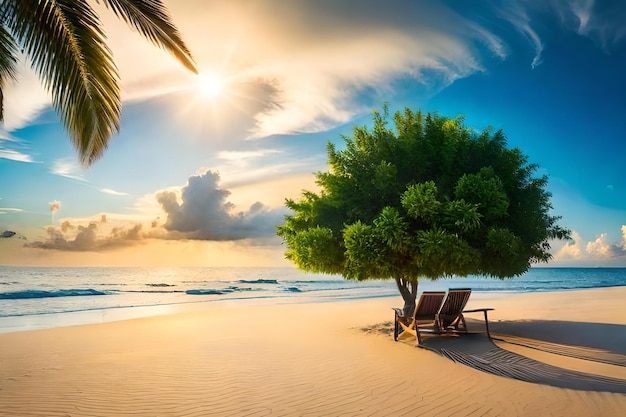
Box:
(395, 276, 418, 317)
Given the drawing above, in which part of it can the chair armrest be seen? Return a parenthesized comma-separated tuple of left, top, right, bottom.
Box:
(462, 308, 494, 313)
(461, 308, 494, 338)
(391, 307, 405, 318)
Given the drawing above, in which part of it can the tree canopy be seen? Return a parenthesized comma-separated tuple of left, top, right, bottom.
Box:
(277, 106, 570, 312)
(0, 0, 196, 166)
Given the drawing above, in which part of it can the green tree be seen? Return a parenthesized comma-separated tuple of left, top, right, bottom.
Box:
(0, 0, 197, 166)
(277, 106, 570, 316)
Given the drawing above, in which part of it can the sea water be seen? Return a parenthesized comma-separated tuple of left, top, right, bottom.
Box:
(0, 266, 625, 333)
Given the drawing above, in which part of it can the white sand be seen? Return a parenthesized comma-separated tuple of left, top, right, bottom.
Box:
(2, 288, 626, 416)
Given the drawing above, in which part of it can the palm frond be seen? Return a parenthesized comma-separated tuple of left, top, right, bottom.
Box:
(0, 24, 19, 122)
(99, 0, 197, 73)
(5, 0, 121, 166)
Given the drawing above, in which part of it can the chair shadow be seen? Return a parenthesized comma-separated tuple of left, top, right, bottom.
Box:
(368, 319, 626, 393)
(487, 319, 626, 356)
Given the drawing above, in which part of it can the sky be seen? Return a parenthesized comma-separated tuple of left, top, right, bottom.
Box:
(0, 0, 625, 267)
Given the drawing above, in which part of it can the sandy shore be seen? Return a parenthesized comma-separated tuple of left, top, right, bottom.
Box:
(2, 287, 626, 416)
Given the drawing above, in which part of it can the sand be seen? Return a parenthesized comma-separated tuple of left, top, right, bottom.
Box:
(2, 287, 626, 416)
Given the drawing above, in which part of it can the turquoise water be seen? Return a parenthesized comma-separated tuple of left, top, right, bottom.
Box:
(0, 267, 625, 332)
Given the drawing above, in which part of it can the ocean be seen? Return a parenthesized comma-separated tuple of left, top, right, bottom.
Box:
(1, 266, 625, 333)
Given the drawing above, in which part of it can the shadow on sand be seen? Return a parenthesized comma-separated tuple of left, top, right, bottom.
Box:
(365, 319, 626, 393)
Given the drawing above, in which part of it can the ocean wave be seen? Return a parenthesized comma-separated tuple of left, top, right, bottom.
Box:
(237, 279, 279, 284)
(186, 289, 225, 295)
(186, 286, 260, 295)
(0, 289, 107, 300)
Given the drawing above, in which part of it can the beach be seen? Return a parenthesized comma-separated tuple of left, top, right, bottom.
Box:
(2, 287, 626, 416)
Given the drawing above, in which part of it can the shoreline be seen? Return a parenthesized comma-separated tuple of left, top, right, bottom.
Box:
(2, 287, 626, 416)
(2, 284, 626, 334)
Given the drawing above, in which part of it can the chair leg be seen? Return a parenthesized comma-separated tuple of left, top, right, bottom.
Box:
(394, 319, 399, 341)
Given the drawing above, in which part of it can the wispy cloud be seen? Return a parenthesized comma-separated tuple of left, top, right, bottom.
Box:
(90, 0, 508, 140)
(49, 159, 86, 181)
(495, 2, 544, 68)
(100, 188, 128, 196)
(0, 207, 23, 215)
(546, 0, 626, 50)
(0, 149, 33, 163)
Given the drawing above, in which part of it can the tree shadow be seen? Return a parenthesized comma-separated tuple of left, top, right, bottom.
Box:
(487, 320, 626, 357)
(367, 319, 626, 392)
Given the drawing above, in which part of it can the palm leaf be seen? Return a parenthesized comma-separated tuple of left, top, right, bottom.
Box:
(98, 0, 197, 73)
(0, 25, 19, 122)
(4, 0, 120, 165)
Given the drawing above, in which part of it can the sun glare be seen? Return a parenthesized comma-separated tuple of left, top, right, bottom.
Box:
(197, 74, 224, 99)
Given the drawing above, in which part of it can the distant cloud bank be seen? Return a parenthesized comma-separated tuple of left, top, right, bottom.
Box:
(24, 170, 287, 252)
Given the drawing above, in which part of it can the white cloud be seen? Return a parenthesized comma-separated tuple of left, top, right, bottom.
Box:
(100, 188, 128, 196)
(0, 149, 33, 163)
(25, 169, 289, 251)
(49, 159, 86, 181)
(570, 0, 594, 33)
(553, 226, 626, 264)
(216, 149, 281, 161)
(547, 0, 626, 50)
(554, 230, 584, 259)
(0, 207, 23, 215)
(97, 0, 506, 139)
(156, 170, 286, 241)
(495, 3, 544, 68)
(586, 233, 612, 257)
(1, 57, 50, 132)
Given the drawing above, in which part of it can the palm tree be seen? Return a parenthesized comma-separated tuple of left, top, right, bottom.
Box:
(0, 0, 197, 166)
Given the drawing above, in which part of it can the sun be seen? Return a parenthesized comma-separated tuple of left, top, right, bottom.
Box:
(197, 73, 224, 100)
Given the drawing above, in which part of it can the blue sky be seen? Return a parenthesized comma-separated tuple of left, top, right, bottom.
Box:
(0, 0, 625, 267)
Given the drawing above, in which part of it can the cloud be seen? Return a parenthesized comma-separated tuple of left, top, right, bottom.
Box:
(0, 148, 34, 163)
(49, 158, 86, 180)
(554, 225, 626, 263)
(79, 0, 510, 140)
(495, 2, 544, 68)
(49, 200, 60, 213)
(25, 170, 288, 251)
(156, 170, 287, 241)
(25, 220, 146, 252)
(0, 207, 23, 215)
(2, 57, 50, 131)
(544, 0, 626, 50)
(100, 188, 128, 196)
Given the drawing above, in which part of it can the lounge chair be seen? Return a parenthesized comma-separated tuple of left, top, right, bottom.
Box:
(394, 288, 494, 344)
(435, 288, 472, 334)
(392, 291, 446, 342)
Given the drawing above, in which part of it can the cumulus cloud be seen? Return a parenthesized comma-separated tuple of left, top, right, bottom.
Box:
(25, 170, 288, 251)
(554, 225, 626, 263)
(25, 220, 145, 252)
(156, 170, 287, 241)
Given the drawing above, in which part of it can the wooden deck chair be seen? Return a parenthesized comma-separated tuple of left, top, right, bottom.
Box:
(435, 288, 472, 333)
(392, 291, 446, 342)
